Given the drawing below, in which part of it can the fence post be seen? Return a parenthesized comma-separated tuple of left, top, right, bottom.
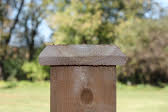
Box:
(39, 45, 127, 112)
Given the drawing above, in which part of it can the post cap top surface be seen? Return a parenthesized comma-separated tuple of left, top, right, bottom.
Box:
(39, 45, 127, 66)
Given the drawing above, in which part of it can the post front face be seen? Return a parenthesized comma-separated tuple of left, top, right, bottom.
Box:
(51, 66, 116, 112)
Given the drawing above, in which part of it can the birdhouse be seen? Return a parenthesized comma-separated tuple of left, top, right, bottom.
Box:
(39, 45, 127, 112)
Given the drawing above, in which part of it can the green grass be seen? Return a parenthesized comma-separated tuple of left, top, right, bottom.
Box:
(117, 83, 168, 112)
(0, 81, 168, 112)
(0, 81, 50, 112)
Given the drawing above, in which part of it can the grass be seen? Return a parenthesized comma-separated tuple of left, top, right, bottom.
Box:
(117, 83, 168, 112)
(0, 81, 168, 112)
(0, 81, 50, 112)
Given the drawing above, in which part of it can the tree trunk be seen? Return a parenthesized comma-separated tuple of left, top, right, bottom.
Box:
(29, 45, 34, 61)
(0, 62, 4, 80)
(7, 0, 24, 44)
(0, 65, 2, 80)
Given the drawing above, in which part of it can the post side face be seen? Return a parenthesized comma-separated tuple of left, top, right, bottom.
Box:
(50, 66, 116, 112)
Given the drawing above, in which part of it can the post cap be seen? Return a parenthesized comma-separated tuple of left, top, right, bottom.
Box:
(39, 45, 127, 66)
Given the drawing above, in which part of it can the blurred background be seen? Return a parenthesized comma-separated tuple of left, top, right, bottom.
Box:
(0, 0, 168, 112)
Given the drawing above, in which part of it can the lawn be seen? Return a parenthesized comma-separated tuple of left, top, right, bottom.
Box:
(0, 81, 167, 112)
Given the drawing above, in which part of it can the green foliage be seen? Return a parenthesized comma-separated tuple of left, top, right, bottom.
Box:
(1, 81, 17, 89)
(48, 0, 152, 44)
(115, 18, 149, 52)
(49, 0, 107, 44)
(22, 60, 50, 81)
(3, 58, 24, 81)
(115, 17, 168, 85)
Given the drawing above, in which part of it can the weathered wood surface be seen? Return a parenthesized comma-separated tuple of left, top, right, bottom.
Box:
(51, 66, 116, 112)
(39, 45, 127, 66)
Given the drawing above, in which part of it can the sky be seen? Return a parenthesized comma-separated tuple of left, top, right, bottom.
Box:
(145, 0, 168, 18)
(156, 0, 168, 8)
(9, 0, 168, 46)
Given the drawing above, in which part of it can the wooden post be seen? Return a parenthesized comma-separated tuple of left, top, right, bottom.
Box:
(39, 45, 127, 112)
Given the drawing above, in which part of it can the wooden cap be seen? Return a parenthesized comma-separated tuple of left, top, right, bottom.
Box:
(39, 45, 127, 66)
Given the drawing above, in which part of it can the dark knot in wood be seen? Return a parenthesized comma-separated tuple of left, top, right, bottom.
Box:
(81, 88, 93, 105)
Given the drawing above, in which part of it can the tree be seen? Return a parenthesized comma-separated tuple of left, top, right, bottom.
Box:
(19, 1, 44, 61)
(9, 0, 51, 61)
(0, 0, 51, 80)
(48, 0, 153, 44)
(0, 0, 25, 80)
(115, 17, 168, 85)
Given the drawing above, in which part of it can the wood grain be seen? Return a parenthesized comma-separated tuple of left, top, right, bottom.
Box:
(39, 45, 127, 65)
(51, 66, 116, 112)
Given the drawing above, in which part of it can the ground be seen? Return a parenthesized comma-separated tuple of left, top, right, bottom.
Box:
(0, 81, 167, 112)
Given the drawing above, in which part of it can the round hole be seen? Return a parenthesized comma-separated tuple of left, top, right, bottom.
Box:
(80, 88, 93, 105)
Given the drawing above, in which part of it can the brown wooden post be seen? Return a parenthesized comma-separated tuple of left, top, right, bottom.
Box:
(39, 45, 127, 112)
